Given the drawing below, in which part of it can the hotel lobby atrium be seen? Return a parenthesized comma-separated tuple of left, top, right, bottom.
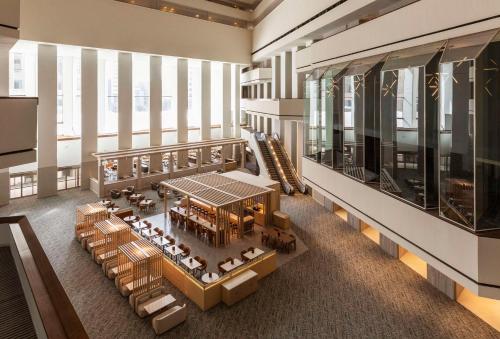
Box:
(1, 0, 500, 338)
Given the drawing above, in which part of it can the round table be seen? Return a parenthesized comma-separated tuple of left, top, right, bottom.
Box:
(201, 272, 219, 284)
(123, 216, 137, 222)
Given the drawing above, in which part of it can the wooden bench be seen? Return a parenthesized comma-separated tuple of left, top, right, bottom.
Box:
(152, 304, 187, 335)
(221, 270, 258, 306)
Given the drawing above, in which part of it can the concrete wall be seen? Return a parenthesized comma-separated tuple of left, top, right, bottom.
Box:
(20, 0, 252, 64)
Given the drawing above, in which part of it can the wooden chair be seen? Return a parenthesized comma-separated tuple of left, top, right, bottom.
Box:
(261, 231, 269, 246)
(180, 247, 190, 259)
(198, 259, 207, 277)
(241, 250, 249, 262)
(218, 261, 226, 276)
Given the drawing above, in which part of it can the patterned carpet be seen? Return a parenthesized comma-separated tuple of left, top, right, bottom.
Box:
(1, 189, 499, 338)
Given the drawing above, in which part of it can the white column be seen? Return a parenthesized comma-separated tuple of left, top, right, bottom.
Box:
(256, 83, 261, 99)
(150, 55, 162, 147)
(271, 56, 281, 99)
(177, 58, 188, 167)
(0, 45, 9, 205)
(201, 61, 211, 163)
(222, 63, 232, 138)
(150, 56, 162, 173)
(81, 48, 98, 190)
(233, 64, 241, 138)
(292, 46, 305, 99)
(37, 44, 58, 198)
(280, 51, 292, 99)
(118, 52, 133, 178)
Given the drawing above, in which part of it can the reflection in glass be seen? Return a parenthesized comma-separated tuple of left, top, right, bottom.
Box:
(438, 29, 498, 230)
(320, 64, 348, 168)
(380, 42, 442, 208)
(304, 69, 324, 162)
(343, 55, 385, 182)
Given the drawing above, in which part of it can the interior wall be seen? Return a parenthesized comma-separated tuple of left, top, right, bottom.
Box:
(19, 0, 252, 64)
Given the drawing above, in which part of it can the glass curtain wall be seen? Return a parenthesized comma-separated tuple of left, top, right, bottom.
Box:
(132, 53, 150, 132)
(342, 55, 385, 182)
(380, 42, 443, 208)
(439, 29, 500, 230)
(98, 50, 119, 134)
(162, 57, 177, 132)
(320, 62, 349, 168)
(304, 68, 325, 162)
(188, 59, 201, 141)
(57, 45, 82, 137)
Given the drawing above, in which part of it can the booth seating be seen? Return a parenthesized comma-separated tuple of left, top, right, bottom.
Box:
(152, 304, 187, 335)
(114, 207, 134, 220)
(75, 203, 108, 245)
(129, 286, 175, 318)
(272, 211, 290, 230)
(221, 270, 258, 306)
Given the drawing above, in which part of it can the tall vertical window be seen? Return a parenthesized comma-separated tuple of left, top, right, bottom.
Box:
(162, 57, 177, 129)
(211, 62, 223, 126)
(57, 45, 81, 136)
(188, 59, 201, 133)
(132, 53, 150, 132)
(9, 40, 38, 97)
(98, 50, 118, 134)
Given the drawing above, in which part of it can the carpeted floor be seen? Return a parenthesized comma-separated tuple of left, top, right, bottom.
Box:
(1, 189, 499, 338)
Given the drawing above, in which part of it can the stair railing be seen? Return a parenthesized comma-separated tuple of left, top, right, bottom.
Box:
(272, 133, 307, 194)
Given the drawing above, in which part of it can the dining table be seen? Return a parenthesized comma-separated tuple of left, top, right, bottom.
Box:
(201, 272, 219, 284)
(220, 258, 244, 272)
(243, 247, 264, 260)
(181, 257, 201, 273)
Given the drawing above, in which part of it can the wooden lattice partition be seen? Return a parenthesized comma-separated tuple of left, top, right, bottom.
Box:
(75, 203, 108, 239)
(93, 217, 131, 264)
(117, 240, 163, 296)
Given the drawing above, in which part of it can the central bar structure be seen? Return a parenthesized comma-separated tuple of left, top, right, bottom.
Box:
(161, 173, 274, 248)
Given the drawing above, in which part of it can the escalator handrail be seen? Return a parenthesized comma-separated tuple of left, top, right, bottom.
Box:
(272, 132, 307, 194)
(263, 134, 295, 195)
(255, 132, 294, 195)
(254, 132, 273, 179)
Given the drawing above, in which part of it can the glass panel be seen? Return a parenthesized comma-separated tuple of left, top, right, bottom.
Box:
(380, 43, 442, 208)
(304, 69, 325, 162)
(343, 74, 365, 180)
(439, 59, 475, 228)
(440, 30, 497, 64)
(381, 67, 425, 206)
(475, 32, 500, 230)
(382, 41, 445, 71)
(320, 63, 349, 168)
(343, 54, 385, 182)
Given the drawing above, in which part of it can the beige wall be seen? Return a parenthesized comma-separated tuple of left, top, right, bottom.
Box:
(0, 0, 20, 28)
(20, 0, 252, 64)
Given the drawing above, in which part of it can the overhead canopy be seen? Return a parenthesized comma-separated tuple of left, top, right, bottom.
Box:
(344, 53, 387, 76)
(162, 172, 274, 208)
(119, 239, 162, 263)
(95, 217, 129, 235)
(382, 40, 445, 71)
(77, 203, 107, 215)
(440, 29, 498, 63)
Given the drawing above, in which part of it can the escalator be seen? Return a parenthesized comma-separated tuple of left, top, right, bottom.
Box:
(270, 133, 307, 194)
(255, 132, 295, 195)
